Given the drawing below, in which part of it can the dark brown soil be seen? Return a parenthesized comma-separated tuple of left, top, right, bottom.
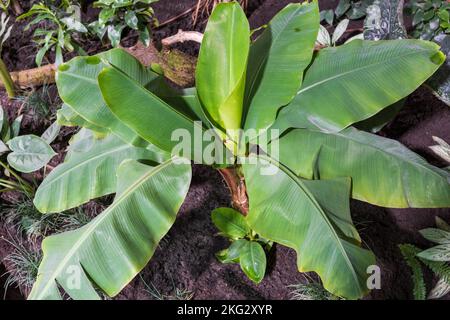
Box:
(1, 0, 449, 301)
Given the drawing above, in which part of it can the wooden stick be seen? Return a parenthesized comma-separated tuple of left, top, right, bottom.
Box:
(9, 64, 57, 89)
(161, 29, 204, 46)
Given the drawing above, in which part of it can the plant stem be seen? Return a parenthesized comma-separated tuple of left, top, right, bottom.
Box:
(0, 57, 15, 98)
(218, 167, 249, 216)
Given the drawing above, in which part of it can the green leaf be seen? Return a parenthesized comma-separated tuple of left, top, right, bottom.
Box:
(399, 244, 426, 300)
(108, 24, 125, 47)
(144, 80, 208, 125)
(28, 159, 192, 300)
(35, 44, 49, 67)
(125, 10, 138, 29)
(139, 27, 151, 47)
(196, 2, 249, 136)
(66, 128, 97, 156)
(303, 178, 361, 243)
(6, 135, 56, 173)
(273, 39, 445, 133)
(61, 17, 88, 33)
(438, 9, 449, 22)
(56, 103, 109, 134)
(419, 257, 450, 284)
(239, 240, 266, 284)
(413, 10, 424, 26)
(34, 133, 168, 213)
(321, 9, 334, 25)
(244, 2, 319, 136)
(316, 24, 331, 46)
(216, 239, 247, 264)
(11, 115, 23, 138)
(417, 244, 450, 261)
(354, 100, 404, 133)
(98, 65, 219, 163)
(56, 48, 158, 146)
(0, 104, 9, 140)
(55, 45, 63, 66)
(99, 7, 115, 25)
(41, 122, 61, 144)
(275, 128, 450, 208)
(211, 207, 250, 239)
(243, 156, 375, 299)
(346, 1, 370, 20)
(420, 228, 450, 244)
(332, 19, 349, 44)
(335, 0, 351, 18)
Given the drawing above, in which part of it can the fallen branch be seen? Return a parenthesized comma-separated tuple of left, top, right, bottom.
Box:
(1, 40, 197, 89)
(9, 64, 57, 89)
(161, 29, 203, 46)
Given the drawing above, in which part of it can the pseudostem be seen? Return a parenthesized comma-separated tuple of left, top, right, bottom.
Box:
(218, 167, 249, 216)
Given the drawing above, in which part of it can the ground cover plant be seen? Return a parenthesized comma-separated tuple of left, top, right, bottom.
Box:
(320, 0, 373, 26)
(18, 1, 88, 66)
(400, 216, 450, 300)
(90, 0, 159, 47)
(406, 0, 450, 40)
(18, 0, 450, 301)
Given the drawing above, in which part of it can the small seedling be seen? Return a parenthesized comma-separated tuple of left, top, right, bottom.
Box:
(18, 1, 87, 66)
(90, 0, 159, 47)
(0, 107, 57, 174)
(316, 18, 363, 47)
(212, 207, 271, 284)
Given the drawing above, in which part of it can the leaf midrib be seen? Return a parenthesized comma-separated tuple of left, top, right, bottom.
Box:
(256, 155, 362, 291)
(297, 47, 432, 95)
(39, 142, 130, 189)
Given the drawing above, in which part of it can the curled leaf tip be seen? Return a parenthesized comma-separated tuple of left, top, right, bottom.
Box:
(86, 56, 101, 65)
(431, 51, 446, 65)
(58, 64, 70, 72)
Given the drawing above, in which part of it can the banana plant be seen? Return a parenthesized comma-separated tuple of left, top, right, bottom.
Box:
(29, 1, 450, 300)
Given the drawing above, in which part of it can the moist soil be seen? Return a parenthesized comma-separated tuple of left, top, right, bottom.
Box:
(1, 0, 450, 300)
